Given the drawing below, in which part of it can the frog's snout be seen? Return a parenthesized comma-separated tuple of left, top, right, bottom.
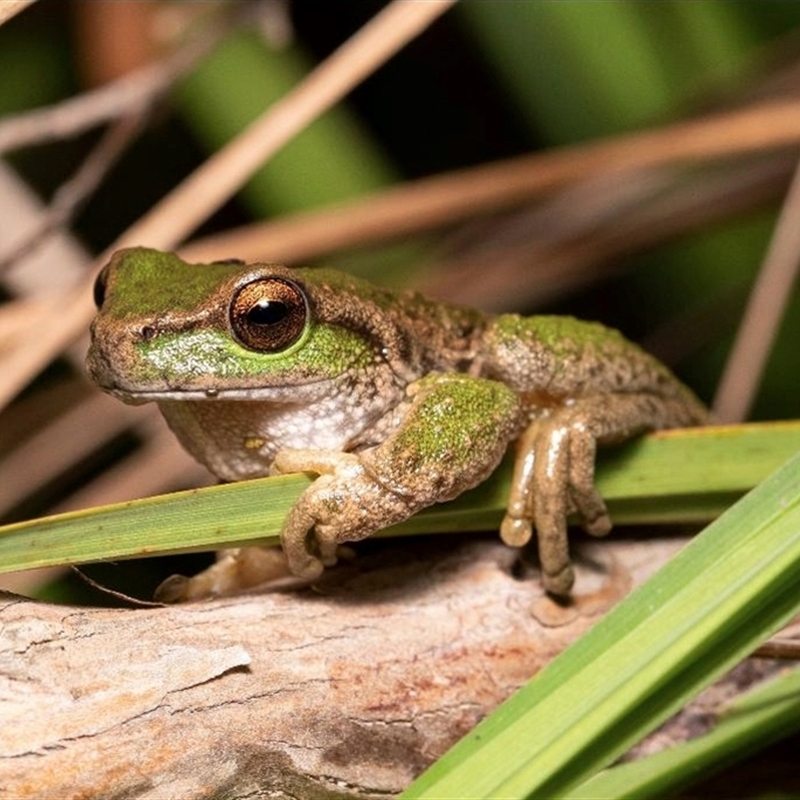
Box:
(85, 334, 118, 391)
(86, 315, 143, 393)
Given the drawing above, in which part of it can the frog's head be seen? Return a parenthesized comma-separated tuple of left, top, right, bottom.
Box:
(86, 247, 381, 402)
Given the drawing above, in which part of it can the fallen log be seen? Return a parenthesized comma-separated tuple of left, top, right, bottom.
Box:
(0, 533, 751, 798)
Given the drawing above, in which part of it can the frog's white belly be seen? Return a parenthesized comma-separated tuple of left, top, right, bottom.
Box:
(157, 393, 398, 482)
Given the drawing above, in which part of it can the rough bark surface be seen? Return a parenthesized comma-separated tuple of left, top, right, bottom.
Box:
(0, 533, 762, 799)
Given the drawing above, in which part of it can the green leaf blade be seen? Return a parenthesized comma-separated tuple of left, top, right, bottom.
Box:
(570, 666, 800, 800)
(401, 449, 800, 798)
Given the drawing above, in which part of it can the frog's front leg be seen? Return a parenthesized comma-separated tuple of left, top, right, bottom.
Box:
(274, 373, 523, 580)
(271, 449, 391, 577)
(500, 393, 700, 597)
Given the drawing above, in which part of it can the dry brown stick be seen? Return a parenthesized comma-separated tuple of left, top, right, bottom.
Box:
(424, 154, 791, 310)
(0, 535, 691, 798)
(753, 637, 800, 660)
(181, 99, 800, 267)
(0, 116, 144, 276)
(0, 0, 456, 412)
(2, 534, 786, 797)
(116, 0, 458, 251)
(0, 393, 150, 517)
(713, 157, 800, 422)
(0, 13, 227, 154)
(0, 0, 35, 27)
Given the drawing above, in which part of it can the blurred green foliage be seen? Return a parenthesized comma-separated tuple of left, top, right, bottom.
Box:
(3, 0, 796, 414)
(176, 30, 397, 216)
(454, 1, 800, 418)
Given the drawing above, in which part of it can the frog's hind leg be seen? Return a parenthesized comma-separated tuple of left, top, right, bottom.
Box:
(154, 546, 301, 602)
(501, 393, 695, 597)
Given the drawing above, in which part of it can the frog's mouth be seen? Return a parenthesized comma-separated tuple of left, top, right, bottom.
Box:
(97, 382, 334, 406)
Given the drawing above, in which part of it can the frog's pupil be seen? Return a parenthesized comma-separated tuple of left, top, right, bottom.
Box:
(249, 300, 287, 326)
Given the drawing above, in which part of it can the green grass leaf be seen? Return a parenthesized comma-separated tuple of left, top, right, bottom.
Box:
(0, 422, 798, 575)
(568, 665, 800, 800)
(400, 432, 800, 799)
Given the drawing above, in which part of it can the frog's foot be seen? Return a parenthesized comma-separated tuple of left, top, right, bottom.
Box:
(500, 411, 613, 596)
(154, 545, 300, 602)
(274, 448, 413, 580)
(500, 422, 597, 595)
(274, 376, 523, 579)
(502, 393, 691, 596)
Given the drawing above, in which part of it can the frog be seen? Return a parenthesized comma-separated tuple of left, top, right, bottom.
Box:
(87, 247, 708, 599)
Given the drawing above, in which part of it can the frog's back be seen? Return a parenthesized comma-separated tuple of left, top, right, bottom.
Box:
(480, 314, 707, 420)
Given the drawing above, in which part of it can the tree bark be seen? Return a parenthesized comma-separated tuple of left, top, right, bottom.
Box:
(0, 533, 754, 799)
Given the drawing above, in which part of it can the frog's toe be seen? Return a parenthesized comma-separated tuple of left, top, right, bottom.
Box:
(500, 514, 533, 547)
(570, 488, 611, 536)
(281, 503, 325, 581)
(542, 563, 575, 597)
(285, 547, 325, 580)
(568, 474, 612, 538)
(156, 546, 298, 601)
(584, 510, 612, 537)
(316, 534, 341, 567)
(155, 574, 191, 603)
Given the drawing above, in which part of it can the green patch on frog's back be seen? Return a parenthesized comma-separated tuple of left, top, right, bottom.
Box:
(492, 314, 633, 358)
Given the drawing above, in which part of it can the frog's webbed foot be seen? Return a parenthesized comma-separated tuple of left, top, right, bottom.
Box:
(500, 393, 686, 597)
(272, 448, 412, 580)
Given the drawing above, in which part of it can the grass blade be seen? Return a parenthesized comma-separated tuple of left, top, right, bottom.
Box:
(569, 666, 800, 799)
(400, 446, 800, 798)
(0, 422, 799, 575)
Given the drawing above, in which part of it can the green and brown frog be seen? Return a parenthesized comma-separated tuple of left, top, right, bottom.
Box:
(87, 247, 707, 598)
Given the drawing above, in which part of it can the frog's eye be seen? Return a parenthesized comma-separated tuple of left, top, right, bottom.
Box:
(92, 265, 110, 309)
(230, 277, 308, 352)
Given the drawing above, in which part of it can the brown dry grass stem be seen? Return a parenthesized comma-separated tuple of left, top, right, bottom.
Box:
(0, 116, 144, 277)
(0, 0, 35, 28)
(115, 0, 458, 252)
(713, 156, 800, 422)
(0, 13, 227, 154)
(182, 99, 800, 267)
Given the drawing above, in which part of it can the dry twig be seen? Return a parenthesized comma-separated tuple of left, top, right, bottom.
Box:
(117, 0, 458, 251)
(713, 157, 800, 422)
(0, 116, 144, 276)
(180, 99, 800, 268)
(2, 533, 789, 797)
(0, 13, 227, 154)
(426, 154, 792, 310)
(0, 534, 691, 798)
(0, 0, 35, 28)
